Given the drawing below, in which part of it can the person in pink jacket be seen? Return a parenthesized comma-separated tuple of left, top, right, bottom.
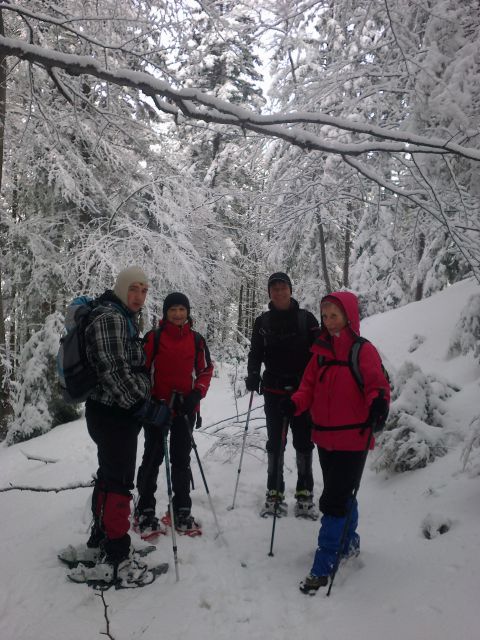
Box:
(281, 290, 390, 594)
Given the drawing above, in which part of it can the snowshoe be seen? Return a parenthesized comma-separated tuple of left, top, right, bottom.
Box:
(299, 573, 329, 595)
(67, 553, 168, 590)
(133, 508, 168, 541)
(161, 510, 202, 537)
(260, 490, 288, 518)
(59, 543, 156, 569)
(58, 544, 101, 568)
(294, 491, 319, 520)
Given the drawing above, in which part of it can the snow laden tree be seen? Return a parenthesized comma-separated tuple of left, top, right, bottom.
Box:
(372, 361, 458, 474)
(0, 1, 233, 435)
(162, 0, 267, 350)
(258, 0, 480, 309)
(1, 1, 480, 440)
(6, 312, 77, 443)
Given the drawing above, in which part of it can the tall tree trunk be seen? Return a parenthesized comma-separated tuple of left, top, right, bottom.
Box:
(317, 211, 332, 294)
(0, 8, 10, 435)
(415, 232, 426, 301)
(343, 205, 352, 287)
(237, 282, 244, 343)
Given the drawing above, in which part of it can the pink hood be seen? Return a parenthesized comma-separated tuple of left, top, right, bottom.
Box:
(321, 290, 360, 336)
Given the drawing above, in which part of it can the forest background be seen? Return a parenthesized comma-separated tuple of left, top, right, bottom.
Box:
(0, 0, 479, 443)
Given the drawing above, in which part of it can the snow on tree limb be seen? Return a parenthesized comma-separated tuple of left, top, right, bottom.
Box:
(1, 36, 480, 162)
(0, 481, 93, 492)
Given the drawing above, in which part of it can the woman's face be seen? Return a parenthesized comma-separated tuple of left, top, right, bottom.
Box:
(166, 305, 188, 326)
(321, 302, 347, 335)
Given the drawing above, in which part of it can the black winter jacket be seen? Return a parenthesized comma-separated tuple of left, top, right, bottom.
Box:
(247, 298, 319, 392)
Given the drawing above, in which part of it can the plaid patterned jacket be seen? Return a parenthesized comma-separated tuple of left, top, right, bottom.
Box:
(85, 291, 150, 411)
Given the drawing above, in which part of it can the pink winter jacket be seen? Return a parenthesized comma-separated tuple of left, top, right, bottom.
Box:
(292, 291, 390, 452)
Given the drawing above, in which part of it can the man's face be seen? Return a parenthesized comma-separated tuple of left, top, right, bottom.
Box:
(269, 281, 291, 310)
(127, 283, 148, 312)
(166, 305, 188, 326)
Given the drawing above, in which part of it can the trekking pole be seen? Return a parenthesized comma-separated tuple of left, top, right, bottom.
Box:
(186, 415, 224, 540)
(228, 390, 255, 511)
(268, 415, 289, 557)
(164, 392, 180, 582)
(326, 426, 373, 596)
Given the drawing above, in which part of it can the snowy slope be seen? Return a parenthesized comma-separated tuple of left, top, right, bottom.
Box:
(0, 279, 479, 640)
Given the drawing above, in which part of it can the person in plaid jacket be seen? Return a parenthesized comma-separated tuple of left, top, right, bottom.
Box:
(83, 266, 152, 567)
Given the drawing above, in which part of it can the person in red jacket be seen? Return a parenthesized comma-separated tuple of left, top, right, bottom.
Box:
(281, 291, 390, 593)
(135, 292, 213, 536)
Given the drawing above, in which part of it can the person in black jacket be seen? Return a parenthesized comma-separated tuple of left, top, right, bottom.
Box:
(246, 272, 319, 518)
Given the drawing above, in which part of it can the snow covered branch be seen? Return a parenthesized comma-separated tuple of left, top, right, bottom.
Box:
(0, 481, 92, 492)
(1, 36, 480, 162)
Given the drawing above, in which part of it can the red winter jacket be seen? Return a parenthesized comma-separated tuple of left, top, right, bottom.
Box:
(144, 319, 213, 407)
(292, 291, 390, 452)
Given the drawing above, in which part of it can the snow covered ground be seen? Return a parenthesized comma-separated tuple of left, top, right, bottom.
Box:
(1, 279, 479, 640)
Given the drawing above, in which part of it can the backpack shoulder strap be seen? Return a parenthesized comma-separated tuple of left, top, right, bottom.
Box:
(297, 308, 308, 337)
(192, 331, 212, 369)
(260, 311, 270, 332)
(349, 336, 369, 392)
(150, 326, 164, 364)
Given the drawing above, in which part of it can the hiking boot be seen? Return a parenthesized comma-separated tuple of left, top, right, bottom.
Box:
(299, 573, 329, 594)
(161, 509, 202, 536)
(260, 490, 288, 517)
(294, 490, 319, 520)
(176, 510, 202, 535)
(135, 508, 167, 538)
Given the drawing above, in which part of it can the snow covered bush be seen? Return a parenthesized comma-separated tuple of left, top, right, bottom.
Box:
(461, 414, 480, 476)
(6, 313, 80, 444)
(372, 361, 456, 473)
(447, 293, 480, 359)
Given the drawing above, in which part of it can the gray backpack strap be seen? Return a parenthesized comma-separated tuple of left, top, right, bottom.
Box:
(348, 337, 367, 391)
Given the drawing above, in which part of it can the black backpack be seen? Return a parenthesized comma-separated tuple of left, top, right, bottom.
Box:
(57, 296, 100, 403)
(317, 336, 391, 392)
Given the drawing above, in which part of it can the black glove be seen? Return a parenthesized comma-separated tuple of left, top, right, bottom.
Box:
(368, 395, 389, 433)
(135, 399, 171, 432)
(245, 372, 261, 393)
(182, 389, 202, 416)
(280, 396, 296, 418)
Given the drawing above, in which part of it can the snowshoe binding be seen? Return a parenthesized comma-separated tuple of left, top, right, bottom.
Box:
(299, 573, 329, 595)
(294, 491, 319, 520)
(260, 490, 288, 518)
(161, 509, 202, 537)
(133, 508, 167, 541)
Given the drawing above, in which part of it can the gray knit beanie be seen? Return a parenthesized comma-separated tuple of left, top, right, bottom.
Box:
(113, 266, 149, 306)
